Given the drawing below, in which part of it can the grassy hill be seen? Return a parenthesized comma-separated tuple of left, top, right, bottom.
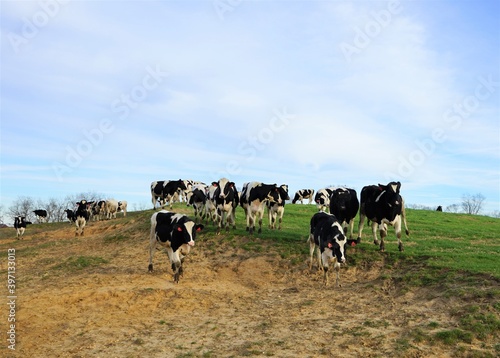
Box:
(1, 203, 499, 357)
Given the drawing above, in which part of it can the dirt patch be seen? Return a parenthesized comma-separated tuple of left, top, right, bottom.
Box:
(1, 219, 497, 357)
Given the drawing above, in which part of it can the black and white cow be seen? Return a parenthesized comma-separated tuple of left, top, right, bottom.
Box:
(329, 187, 359, 241)
(150, 180, 188, 209)
(65, 209, 76, 223)
(308, 212, 347, 287)
(357, 181, 409, 252)
(33, 209, 48, 223)
(267, 184, 290, 230)
(90, 200, 106, 221)
(314, 187, 335, 212)
(148, 210, 204, 283)
(240, 182, 280, 235)
(292, 189, 315, 204)
(214, 178, 239, 235)
(187, 184, 208, 223)
(14, 216, 32, 239)
(74, 200, 91, 236)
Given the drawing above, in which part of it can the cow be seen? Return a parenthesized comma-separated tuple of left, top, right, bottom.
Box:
(214, 178, 239, 235)
(308, 212, 348, 287)
(33, 209, 48, 223)
(187, 184, 208, 223)
(240, 182, 280, 235)
(267, 184, 290, 230)
(436, 205, 443, 212)
(74, 200, 91, 236)
(150, 180, 188, 209)
(314, 188, 335, 212)
(329, 187, 359, 240)
(292, 189, 315, 204)
(105, 199, 119, 219)
(117, 200, 128, 217)
(90, 200, 106, 221)
(14, 216, 32, 239)
(148, 210, 204, 283)
(65, 209, 76, 223)
(356, 181, 410, 252)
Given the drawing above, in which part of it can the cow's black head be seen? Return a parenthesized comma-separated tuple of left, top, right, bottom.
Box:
(378, 181, 401, 208)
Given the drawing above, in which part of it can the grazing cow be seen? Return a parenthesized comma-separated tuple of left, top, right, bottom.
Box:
(436, 205, 443, 212)
(148, 210, 204, 283)
(14, 216, 32, 239)
(105, 199, 119, 219)
(267, 184, 290, 230)
(117, 200, 128, 217)
(292, 189, 315, 204)
(33, 209, 48, 223)
(314, 188, 335, 212)
(329, 187, 359, 240)
(65, 209, 76, 223)
(187, 184, 208, 223)
(240, 182, 280, 235)
(74, 200, 91, 236)
(357, 181, 409, 252)
(150, 180, 188, 209)
(214, 178, 239, 234)
(205, 182, 220, 226)
(308, 212, 348, 287)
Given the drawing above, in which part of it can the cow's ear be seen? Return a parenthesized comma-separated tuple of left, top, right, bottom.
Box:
(195, 224, 204, 232)
(174, 225, 183, 232)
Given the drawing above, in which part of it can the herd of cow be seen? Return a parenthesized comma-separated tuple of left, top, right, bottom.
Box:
(147, 178, 409, 285)
(12, 178, 409, 286)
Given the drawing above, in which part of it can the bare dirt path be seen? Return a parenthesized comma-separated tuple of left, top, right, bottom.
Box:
(1, 219, 495, 357)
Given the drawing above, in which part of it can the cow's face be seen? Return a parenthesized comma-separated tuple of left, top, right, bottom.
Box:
(325, 224, 347, 263)
(280, 185, 290, 201)
(173, 221, 204, 246)
(333, 189, 350, 210)
(266, 187, 281, 204)
(218, 178, 233, 199)
(379, 181, 402, 208)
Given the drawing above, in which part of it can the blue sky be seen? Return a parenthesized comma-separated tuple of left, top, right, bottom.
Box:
(1, 0, 499, 217)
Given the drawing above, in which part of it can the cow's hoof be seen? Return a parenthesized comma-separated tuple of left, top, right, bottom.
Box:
(148, 264, 153, 272)
(398, 243, 404, 252)
(246, 227, 249, 232)
(258, 228, 262, 234)
(374, 239, 379, 246)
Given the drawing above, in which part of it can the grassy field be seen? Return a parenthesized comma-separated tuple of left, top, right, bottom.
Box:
(0, 203, 499, 357)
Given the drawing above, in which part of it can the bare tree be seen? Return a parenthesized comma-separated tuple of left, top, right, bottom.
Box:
(461, 193, 486, 215)
(8, 196, 36, 222)
(446, 203, 460, 213)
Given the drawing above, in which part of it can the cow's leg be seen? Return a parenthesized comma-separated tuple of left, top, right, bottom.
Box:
(148, 230, 157, 272)
(248, 209, 255, 235)
(357, 213, 366, 243)
(278, 209, 283, 230)
(257, 209, 264, 234)
(333, 261, 341, 287)
(371, 221, 379, 246)
(394, 216, 403, 251)
(246, 208, 252, 232)
(168, 250, 182, 283)
(231, 208, 237, 229)
(379, 223, 387, 252)
(308, 235, 316, 270)
(321, 251, 331, 286)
